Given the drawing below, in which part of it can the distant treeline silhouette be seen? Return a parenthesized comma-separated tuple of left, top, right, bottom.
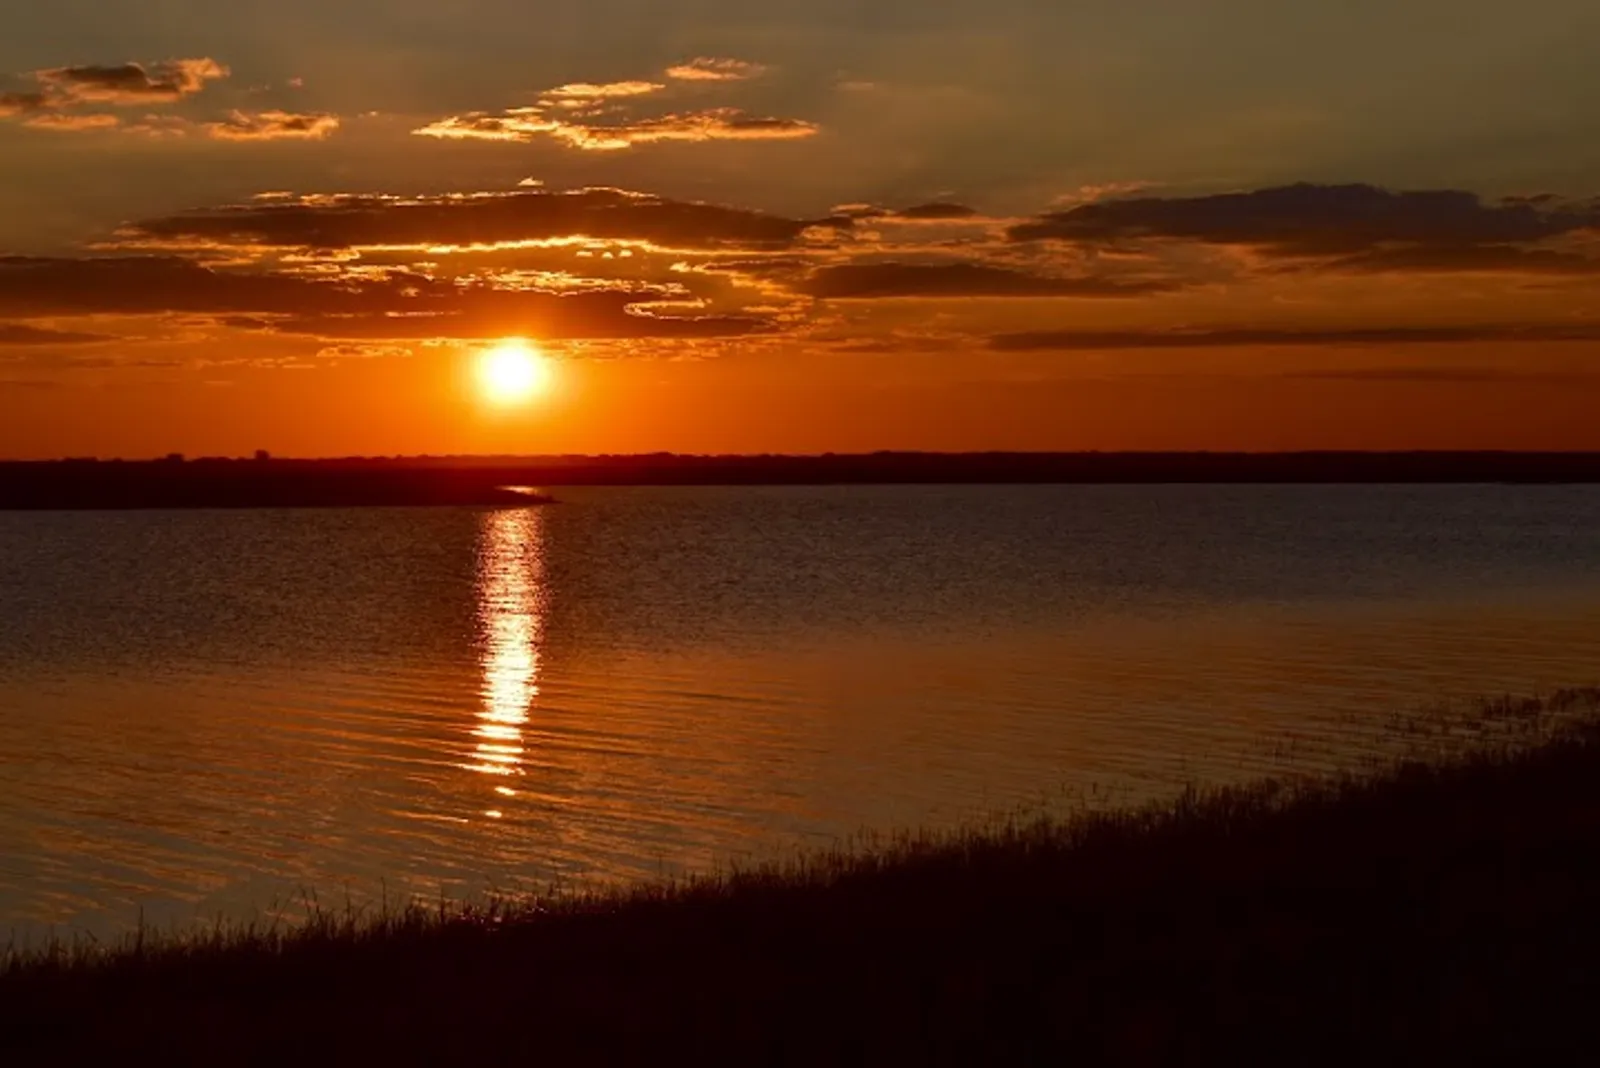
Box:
(0, 458, 550, 510)
(3, 452, 1600, 508)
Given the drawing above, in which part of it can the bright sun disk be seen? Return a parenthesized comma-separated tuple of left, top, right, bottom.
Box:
(477, 339, 552, 406)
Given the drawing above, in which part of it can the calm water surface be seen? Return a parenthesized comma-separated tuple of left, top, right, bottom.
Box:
(2, 485, 1599, 938)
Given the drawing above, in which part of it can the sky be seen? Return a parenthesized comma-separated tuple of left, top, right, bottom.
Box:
(2, 0, 1599, 457)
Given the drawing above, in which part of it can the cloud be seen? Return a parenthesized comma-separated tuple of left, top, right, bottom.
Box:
(32, 58, 228, 105)
(11, 108, 342, 141)
(0, 90, 49, 117)
(542, 81, 664, 102)
(824, 202, 988, 224)
(117, 188, 843, 253)
(0, 256, 771, 341)
(893, 203, 981, 221)
(415, 106, 817, 150)
(2, 57, 234, 134)
(124, 114, 194, 138)
(21, 112, 121, 132)
(315, 343, 413, 360)
(666, 58, 768, 82)
(1315, 244, 1600, 275)
(204, 110, 340, 141)
(414, 62, 811, 151)
(1281, 367, 1600, 383)
(800, 263, 1176, 299)
(989, 324, 1600, 351)
(1008, 183, 1600, 255)
(0, 323, 115, 345)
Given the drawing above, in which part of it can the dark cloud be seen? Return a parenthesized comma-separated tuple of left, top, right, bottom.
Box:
(32, 59, 228, 105)
(247, 308, 766, 341)
(801, 262, 1176, 299)
(0, 323, 115, 345)
(1008, 183, 1600, 255)
(2, 58, 230, 135)
(829, 204, 890, 220)
(0, 90, 49, 116)
(991, 324, 1600, 351)
(0, 256, 769, 341)
(822, 203, 981, 223)
(118, 188, 845, 253)
(894, 203, 980, 221)
(1316, 244, 1600, 275)
(1282, 367, 1600, 383)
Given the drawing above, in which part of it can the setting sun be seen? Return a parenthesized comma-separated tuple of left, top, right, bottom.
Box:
(477, 340, 553, 406)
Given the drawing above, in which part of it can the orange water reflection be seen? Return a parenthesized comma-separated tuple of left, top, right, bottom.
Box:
(469, 508, 547, 787)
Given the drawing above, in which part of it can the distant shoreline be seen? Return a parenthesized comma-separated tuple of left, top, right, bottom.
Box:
(4, 451, 1600, 509)
(0, 464, 552, 511)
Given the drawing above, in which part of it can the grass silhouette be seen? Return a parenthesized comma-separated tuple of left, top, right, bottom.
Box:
(5, 689, 1600, 1063)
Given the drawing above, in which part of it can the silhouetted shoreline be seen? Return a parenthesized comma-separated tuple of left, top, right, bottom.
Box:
(5, 451, 1600, 509)
(5, 689, 1599, 1062)
(0, 460, 552, 510)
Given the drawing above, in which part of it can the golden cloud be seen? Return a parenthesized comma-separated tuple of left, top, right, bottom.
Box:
(21, 112, 121, 132)
(542, 81, 665, 102)
(666, 58, 768, 82)
(415, 107, 816, 150)
(415, 64, 812, 151)
(204, 111, 340, 141)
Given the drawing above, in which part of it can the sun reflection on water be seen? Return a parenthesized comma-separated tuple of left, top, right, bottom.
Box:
(470, 508, 547, 787)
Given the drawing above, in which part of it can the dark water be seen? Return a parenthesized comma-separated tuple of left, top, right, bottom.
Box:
(2, 485, 1599, 938)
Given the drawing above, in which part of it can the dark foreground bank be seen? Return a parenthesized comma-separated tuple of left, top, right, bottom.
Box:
(5, 692, 1600, 1065)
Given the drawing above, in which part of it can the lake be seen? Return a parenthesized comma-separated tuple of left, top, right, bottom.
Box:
(2, 485, 1599, 940)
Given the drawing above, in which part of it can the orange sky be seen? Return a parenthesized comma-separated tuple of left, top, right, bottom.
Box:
(3, 3, 1599, 457)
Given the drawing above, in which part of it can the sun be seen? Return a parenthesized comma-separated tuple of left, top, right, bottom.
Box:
(476, 339, 553, 406)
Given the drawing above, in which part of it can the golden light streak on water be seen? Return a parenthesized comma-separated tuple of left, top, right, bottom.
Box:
(468, 508, 547, 794)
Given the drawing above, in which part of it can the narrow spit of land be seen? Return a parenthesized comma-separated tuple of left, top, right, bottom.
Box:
(0, 459, 552, 509)
(4, 691, 1600, 1064)
(6, 451, 1600, 509)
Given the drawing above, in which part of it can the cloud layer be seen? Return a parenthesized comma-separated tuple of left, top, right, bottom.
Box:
(0, 323, 114, 346)
(991, 325, 1600, 351)
(5, 179, 1598, 364)
(1006, 184, 1600, 285)
(0, 255, 767, 341)
(1, 56, 342, 144)
(801, 263, 1175, 299)
(116, 188, 842, 252)
(1008, 184, 1600, 252)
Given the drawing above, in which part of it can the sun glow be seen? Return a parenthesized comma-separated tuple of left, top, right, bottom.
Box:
(477, 339, 553, 405)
